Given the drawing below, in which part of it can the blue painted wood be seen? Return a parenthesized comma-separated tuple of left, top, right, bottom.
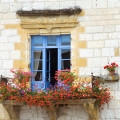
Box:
(31, 35, 71, 90)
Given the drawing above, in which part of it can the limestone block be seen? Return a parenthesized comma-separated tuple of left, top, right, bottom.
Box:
(8, 36, 21, 43)
(1, 0, 14, 2)
(93, 33, 108, 40)
(21, 50, 27, 58)
(0, 51, 9, 59)
(32, 2, 44, 10)
(108, 57, 120, 65)
(104, 26, 115, 32)
(87, 41, 104, 48)
(60, 1, 75, 9)
(115, 110, 120, 118)
(78, 16, 89, 22)
(71, 49, 79, 58)
(116, 25, 120, 31)
(79, 49, 93, 57)
(76, 41, 86, 48)
(76, 58, 87, 67)
(100, 109, 115, 119)
(79, 68, 92, 76)
(3, 13, 16, 19)
(0, 70, 6, 76)
(0, 60, 2, 68)
(15, 43, 26, 50)
(5, 24, 21, 29)
(10, 51, 21, 59)
(17, 0, 32, 1)
(2, 29, 17, 36)
(89, 16, 101, 21)
(3, 60, 13, 69)
(76, 27, 85, 33)
(92, 68, 101, 76)
(115, 91, 120, 99)
(85, 26, 103, 33)
(114, 15, 120, 19)
(94, 48, 101, 57)
(13, 59, 28, 69)
(0, 36, 8, 42)
(79, 34, 92, 41)
(87, 58, 108, 68)
(23, 3, 32, 11)
(108, 0, 120, 8)
(92, 0, 107, 8)
(76, 0, 92, 9)
(1, 19, 21, 24)
(21, 35, 28, 42)
(102, 48, 115, 56)
(105, 40, 118, 47)
(45, 2, 59, 9)
(102, 15, 114, 20)
(0, 25, 4, 30)
(18, 29, 28, 35)
(0, 43, 14, 50)
(85, 8, 119, 16)
(10, 3, 23, 12)
(0, 3, 9, 13)
(109, 33, 118, 39)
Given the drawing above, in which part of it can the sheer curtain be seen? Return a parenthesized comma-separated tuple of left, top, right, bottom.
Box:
(34, 51, 42, 81)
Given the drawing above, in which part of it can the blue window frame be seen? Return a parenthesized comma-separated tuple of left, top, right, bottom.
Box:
(31, 35, 71, 90)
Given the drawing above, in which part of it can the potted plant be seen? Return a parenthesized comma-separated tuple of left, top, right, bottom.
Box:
(104, 62, 118, 76)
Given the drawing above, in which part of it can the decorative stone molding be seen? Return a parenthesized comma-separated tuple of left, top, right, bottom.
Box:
(18, 15, 80, 35)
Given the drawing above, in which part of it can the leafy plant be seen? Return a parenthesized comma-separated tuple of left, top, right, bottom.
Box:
(104, 62, 118, 72)
(0, 69, 111, 110)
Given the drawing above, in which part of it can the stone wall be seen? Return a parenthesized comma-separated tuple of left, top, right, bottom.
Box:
(0, 0, 120, 120)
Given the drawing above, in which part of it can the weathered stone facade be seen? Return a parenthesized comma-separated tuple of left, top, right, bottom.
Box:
(0, 0, 120, 120)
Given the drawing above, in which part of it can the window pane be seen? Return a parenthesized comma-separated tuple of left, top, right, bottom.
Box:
(34, 61, 42, 70)
(61, 49, 70, 59)
(61, 35, 70, 45)
(47, 36, 57, 46)
(47, 72, 50, 82)
(32, 36, 43, 46)
(33, 71, 42, 81)
(61, 60, 70, 70)
(47, 61, 50, 71)
(34, 50, 42, 60)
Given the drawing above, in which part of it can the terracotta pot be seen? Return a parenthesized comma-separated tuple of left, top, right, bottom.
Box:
(109, 70, 115, 76)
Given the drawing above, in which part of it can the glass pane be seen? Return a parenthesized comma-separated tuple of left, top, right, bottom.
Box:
(47, 50, 50, 60)
(47, 61, 50, 71)
(61, 49, 70, 59)
(47, 72, 50, 82)
(33, 71, 42, 81)
(32, 36, 43, 46)
(34, 50, 42, 60)
(61, 60, 70, 70)
(61, 35, 70, 45)
(34, 61, 42, 70)
(47, 36, 57, 46)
